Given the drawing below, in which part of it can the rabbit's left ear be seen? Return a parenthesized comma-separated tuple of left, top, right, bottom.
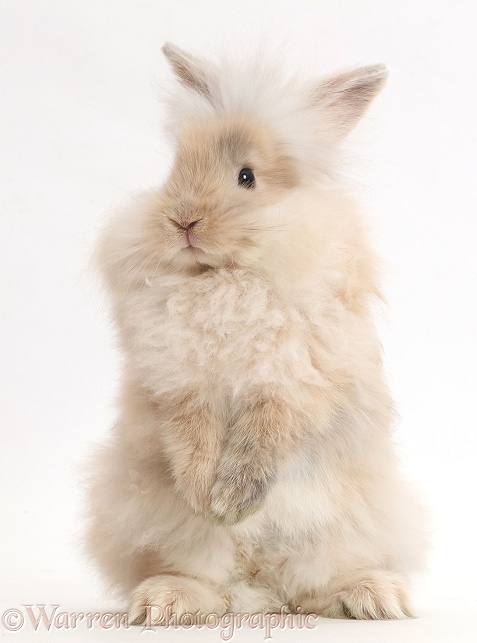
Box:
(311, 65, 388, 139)
(162, 42, 216, 100)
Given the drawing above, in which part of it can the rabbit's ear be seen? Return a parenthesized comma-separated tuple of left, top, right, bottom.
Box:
(162, 42, 216, 100)
(311, 65, 388, 139)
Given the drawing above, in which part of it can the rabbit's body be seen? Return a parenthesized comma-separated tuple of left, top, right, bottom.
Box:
(85, 45, 428, 623)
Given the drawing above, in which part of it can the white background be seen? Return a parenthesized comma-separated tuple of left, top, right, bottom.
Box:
(1, 1, 476, 641)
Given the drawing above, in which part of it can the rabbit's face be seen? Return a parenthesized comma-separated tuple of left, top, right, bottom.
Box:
(150, 117, 299, 271)
(135, 43, 387, 275)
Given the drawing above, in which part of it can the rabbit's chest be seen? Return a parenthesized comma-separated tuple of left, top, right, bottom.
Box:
(128, 269, 308, 391)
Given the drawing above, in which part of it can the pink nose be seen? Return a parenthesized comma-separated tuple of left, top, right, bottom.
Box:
(183, 224, 199, 248)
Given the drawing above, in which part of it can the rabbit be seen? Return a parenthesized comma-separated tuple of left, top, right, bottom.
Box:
(84, 42, 429, 624)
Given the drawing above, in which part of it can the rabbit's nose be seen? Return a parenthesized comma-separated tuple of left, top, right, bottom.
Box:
(168, 217, 200, 231)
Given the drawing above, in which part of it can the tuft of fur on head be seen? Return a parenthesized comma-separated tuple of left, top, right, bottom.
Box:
(161, 42, 387, 179)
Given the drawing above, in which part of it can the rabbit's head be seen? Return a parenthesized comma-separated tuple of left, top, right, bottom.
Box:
(122, 44, 387, 277)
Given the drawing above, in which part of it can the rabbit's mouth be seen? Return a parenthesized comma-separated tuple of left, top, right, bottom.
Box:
(178, 227, 204, 253)
(181, 245, 204, 255)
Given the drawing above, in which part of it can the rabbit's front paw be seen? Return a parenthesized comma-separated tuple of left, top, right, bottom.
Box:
(176, 464, 215, 516)
(209, 463, 270, 525)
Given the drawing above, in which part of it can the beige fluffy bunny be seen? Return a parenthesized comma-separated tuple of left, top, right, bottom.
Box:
(85, 43, 428, 623)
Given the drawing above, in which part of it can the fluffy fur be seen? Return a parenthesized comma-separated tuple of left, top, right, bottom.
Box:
(85, 43, 428, 623)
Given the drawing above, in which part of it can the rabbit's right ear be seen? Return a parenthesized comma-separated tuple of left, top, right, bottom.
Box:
(162, 43, 216, 101)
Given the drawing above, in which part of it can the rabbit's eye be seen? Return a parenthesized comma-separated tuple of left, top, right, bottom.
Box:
(238, 168, 255, 189)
